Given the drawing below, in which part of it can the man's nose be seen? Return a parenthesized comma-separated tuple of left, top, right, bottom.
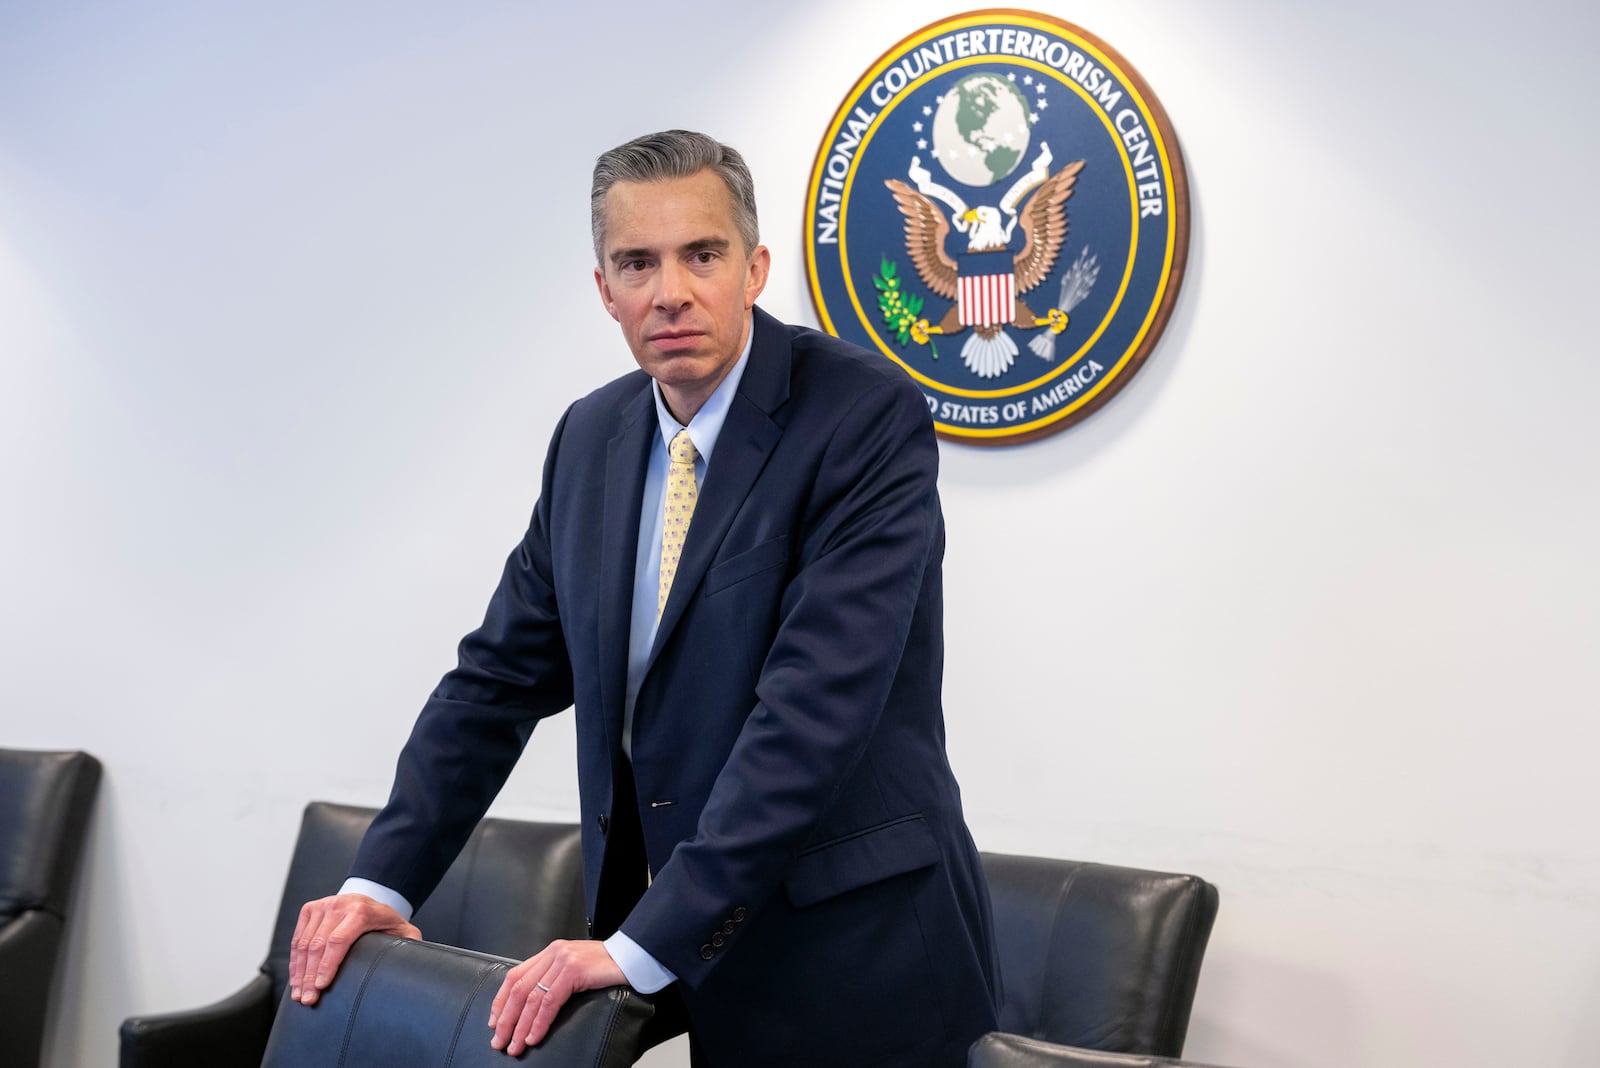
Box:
(653, 260, 692, 313)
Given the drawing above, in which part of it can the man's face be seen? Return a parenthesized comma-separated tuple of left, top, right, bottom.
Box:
(594, 169, 770, 421)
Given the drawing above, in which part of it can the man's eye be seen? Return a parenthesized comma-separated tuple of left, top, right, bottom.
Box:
(692, 251, 717, 264)
(622, 259, 650, 272)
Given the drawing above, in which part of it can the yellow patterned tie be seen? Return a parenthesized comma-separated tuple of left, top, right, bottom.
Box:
(658, 429, 700, 616)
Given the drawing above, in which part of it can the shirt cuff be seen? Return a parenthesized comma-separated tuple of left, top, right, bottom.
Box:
(603, 931, 677, 994)
(339, 877, 415, 922)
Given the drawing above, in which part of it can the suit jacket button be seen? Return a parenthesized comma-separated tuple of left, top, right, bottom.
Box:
(711, 933, 725, 948)
(732, 907, 747, 922)
(721, 921, 736, 935)
(598, 814, 609, 835)
(699, 944, 714, 960)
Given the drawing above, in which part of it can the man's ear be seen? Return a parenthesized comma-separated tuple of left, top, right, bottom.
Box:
(743, 245, 771, 309)
(594, 265, 620, 322)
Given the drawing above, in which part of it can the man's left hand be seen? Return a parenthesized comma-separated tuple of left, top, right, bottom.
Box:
(487, 939, 627, 1055)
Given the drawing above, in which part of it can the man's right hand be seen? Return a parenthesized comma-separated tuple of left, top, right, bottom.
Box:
(289, 893, 420, 1006)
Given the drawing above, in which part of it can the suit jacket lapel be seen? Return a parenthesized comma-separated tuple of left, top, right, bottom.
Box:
(598, 383, 656, 743)
(646, 309, 790, 671)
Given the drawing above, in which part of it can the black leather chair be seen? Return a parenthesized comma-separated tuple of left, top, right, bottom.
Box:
(981, 853, 1219, 1057)
(258, 934, 652, 1068)
(120, 801, 588, 1068)
(971, 1032, 1241, 1068)
(0, 747, 102, 1068)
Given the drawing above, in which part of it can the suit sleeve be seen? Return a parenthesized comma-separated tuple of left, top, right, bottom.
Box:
(619, 374, 942, 986)
(348, 410, 578, 910)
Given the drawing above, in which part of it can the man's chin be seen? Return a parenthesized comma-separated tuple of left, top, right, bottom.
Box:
(640, 349, 716, 377)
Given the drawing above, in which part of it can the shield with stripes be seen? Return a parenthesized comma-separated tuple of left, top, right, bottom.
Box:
(956, 248, 1017, 328)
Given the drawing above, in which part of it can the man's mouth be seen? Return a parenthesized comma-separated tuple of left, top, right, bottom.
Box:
(649, 329, 707, 351)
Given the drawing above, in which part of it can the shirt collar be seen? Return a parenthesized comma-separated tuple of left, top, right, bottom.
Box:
(650, 315, 754, 465)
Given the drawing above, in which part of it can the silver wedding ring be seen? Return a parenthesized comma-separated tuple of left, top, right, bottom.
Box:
(535, 981, 551, 993)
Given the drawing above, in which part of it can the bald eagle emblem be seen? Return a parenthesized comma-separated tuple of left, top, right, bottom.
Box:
(885, 143, 1098, 378)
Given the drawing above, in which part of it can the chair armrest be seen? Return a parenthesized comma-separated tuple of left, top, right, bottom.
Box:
(969, 1032, 1239, 1068)
(119, 972, 276, 1068)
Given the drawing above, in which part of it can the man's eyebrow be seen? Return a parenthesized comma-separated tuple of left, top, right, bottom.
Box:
(609, 246, 654, 267)
(609, 236, 732, 268)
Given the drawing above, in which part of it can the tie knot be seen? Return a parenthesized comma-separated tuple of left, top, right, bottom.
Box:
(669, 429, 699, 466)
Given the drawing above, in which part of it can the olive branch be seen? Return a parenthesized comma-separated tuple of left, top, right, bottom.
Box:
(873, 257, 937, 358)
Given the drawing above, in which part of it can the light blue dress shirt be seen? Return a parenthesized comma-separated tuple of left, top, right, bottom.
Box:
(342, 321, 755, 997)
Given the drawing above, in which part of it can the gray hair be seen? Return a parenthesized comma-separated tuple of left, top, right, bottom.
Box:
(590, 130, 760, 264)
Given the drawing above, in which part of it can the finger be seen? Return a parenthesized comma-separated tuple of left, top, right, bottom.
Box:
(486, 972, 537, 1055)
(505, 973, 558, 1056)
(488, 945, 550, 1030)
(487, 969, 512, 1032)
(519, 970, 570, 1051)
(296, 901, 336, 1004)
(490, 962, 541, 1051)
(486, 959, 512, 1023)
(289, 901, 318, 1001)
(310, 908, 370, 995)
(298, 912, 335, 1006)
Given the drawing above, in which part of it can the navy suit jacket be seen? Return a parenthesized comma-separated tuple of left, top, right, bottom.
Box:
(351, 308, 998, 1066)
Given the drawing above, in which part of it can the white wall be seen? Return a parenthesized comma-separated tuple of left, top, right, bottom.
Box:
(3, 3, 1596, 1066)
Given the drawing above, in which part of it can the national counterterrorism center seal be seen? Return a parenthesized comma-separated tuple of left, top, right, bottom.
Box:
(805, 11, 1189, 444)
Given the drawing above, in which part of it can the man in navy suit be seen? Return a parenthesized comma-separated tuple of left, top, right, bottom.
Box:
(288, 130, 999, 1066)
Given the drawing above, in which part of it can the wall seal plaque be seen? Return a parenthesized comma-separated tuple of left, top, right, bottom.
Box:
(805, 10, 1189, 444)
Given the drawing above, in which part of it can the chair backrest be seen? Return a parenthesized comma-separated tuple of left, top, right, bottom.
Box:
(969, 1032, 1240, 1068)
(260, 934, 652, 1068)
(262, 802, 586, 1004)
(0, 748, 102, 923)
(982, 853, 1218, 1058)
(0, 748, 102, 1068)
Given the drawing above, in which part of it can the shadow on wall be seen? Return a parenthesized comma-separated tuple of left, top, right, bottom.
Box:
(1562, 963, 1600, 1068)
(1182, 948, 1357, 1068)
(936, 165, 1207, 487)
